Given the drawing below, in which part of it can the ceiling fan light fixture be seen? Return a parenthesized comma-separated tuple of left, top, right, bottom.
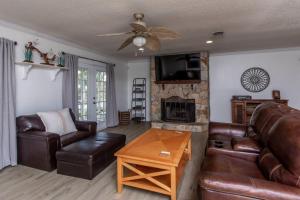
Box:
(133, 36, 147, 47)
(96, 13, 180, 52)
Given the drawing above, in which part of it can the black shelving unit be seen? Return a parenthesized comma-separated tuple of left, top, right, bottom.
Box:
(131, 78, 146, 122)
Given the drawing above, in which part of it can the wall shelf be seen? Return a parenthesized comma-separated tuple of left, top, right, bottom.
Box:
(15, 62, 69, 81)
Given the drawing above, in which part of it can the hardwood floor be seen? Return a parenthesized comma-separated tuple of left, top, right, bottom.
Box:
(0, 122, 208, 200)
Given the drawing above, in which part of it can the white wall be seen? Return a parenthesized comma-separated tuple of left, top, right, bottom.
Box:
(127, 59, 151, 121)
(0, 21, 128, 116)
(210, 48, 300, 122)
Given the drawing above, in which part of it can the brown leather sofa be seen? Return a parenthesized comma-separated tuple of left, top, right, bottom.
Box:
(207, 102, 299, 161)
(17, 109, 97, 171)
(198, 103, 300, 199)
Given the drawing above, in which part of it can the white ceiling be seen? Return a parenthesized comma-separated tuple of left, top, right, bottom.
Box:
(1, 0, 300, 60)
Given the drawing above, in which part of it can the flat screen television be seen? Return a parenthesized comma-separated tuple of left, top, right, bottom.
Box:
(155, 53, 201, 83)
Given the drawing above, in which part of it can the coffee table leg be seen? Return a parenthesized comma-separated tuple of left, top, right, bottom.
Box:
(187, 139, 192, 160)
(170, 166, 176, 200)
(117, 157, 123, 193)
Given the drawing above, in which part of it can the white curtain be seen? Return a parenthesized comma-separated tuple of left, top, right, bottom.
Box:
(106, 64, 118, 127)
(0, 38, 17, 169)
(62, 53, 79, 118)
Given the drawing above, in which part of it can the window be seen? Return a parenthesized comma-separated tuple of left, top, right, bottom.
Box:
(96, 71, 106, 123)
(78, 68, 88, 120)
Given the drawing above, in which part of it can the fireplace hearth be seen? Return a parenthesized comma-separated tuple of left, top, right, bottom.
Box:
(161, 96, 195, 123)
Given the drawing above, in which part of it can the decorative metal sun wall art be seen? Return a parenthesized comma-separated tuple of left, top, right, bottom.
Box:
(241, 67, 270, 92)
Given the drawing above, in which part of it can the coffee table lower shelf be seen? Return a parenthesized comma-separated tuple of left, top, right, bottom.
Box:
(117, 152, 190, 200)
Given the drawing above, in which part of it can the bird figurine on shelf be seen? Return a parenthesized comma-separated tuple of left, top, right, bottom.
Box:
(24, 41, 56, 65)
(57, 52, 65, 67)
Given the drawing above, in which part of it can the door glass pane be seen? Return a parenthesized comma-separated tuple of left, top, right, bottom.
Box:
(78, 68, 88, 120)
(96, 71, 106, 123)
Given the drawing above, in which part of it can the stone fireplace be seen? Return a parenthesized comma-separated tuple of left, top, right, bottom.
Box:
(150, 52, 209, 132)
(161, 96, 195, 123)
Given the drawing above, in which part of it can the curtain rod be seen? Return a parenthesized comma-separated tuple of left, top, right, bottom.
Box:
(62, 51, 115, 67)
(10, 44, 115, 66)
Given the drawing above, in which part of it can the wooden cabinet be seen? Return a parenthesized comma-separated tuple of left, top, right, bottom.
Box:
(231, 99, 288, 125)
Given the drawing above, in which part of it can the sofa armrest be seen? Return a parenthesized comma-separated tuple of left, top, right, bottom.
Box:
(209, 121, 248, 138)
(199, 172, 300, 200)
(17, 131, 61, 171)
(18, 131, 60, 141)
(75, 121, 97, 135)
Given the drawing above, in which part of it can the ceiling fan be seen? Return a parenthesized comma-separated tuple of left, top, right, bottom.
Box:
(96, 13, 181, 52)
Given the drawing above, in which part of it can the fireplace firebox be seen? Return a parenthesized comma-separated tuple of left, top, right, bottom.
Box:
(161, 96, 195, 123)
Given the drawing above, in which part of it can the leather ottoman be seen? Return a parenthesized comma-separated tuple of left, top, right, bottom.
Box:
(56, 132, 126, 180)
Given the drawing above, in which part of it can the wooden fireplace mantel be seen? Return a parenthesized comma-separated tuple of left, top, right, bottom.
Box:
(161, 96, 195, 103)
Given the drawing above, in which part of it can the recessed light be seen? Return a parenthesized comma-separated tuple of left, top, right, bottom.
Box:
(206, 40, 213, 44)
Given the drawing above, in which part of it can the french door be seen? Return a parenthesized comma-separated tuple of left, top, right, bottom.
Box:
(78, 63, 107, 130)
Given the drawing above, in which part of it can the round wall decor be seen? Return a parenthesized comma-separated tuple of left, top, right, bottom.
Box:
(241, 67, 270, 92)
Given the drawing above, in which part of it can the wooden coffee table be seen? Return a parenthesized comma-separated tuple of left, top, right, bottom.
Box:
(115, 128, 192, 200)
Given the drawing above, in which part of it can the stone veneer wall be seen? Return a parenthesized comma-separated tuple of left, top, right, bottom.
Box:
(150, 52, 209, 123)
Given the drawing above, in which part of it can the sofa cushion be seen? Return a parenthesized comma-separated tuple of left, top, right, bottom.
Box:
(56, 132, 126, 179)
(60, 131, 91, 147)
(57, 139, 112, 165)
(259, 111, 286, 145)
(231, 137, 261, 153)
(250, 103, 289, 133)
(199, 171, 300, 200)
(199, 154, 300, 200)
(202, 155, 264, 179)
(251, 104, 283, 138)
(249, 102, 278, 133)
(93, 132, 126, 159)
(209, 122, 247, 139)
(16, 114, 45, 132)
(250, 103, 296, 146)
(57, 132, 126, 165)
(258, 148, 300, 188)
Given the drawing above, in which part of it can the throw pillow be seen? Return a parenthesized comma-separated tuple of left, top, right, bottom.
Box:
(57, 108, 78, 134)
(37, 111, 64, 135)
(37, 109, 77, 135)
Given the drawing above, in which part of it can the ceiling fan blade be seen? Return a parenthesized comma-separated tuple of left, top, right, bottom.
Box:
(130, 22, 147, 32)
(96, 32, 131, 37)
(118, 36, 135, 51)
(145, 35, 161, 51)
(148, 27, 181, 40)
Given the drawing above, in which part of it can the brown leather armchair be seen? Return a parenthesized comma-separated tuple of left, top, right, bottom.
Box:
(199, 114, 300, 200)
(16, 110, 97, 171)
